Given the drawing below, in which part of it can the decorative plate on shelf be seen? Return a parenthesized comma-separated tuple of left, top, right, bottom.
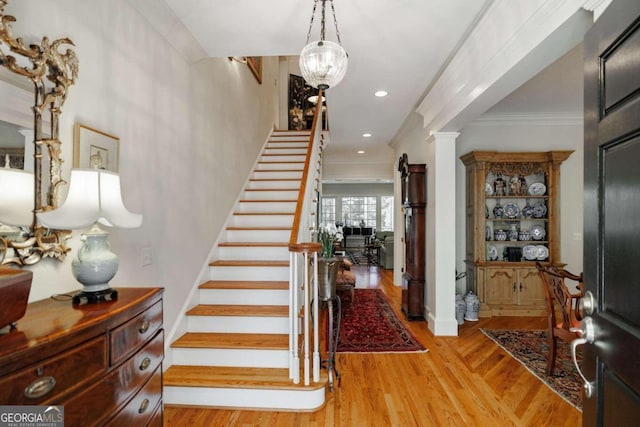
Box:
(530, 225, 546, 241)
(487, 245, 499, 261)
(536, 245, 549, 260)
(528, 182, 546, 196)
(503, 203, 520, 219)
(532, 202, 547, 218)
(485, 225, 492, 241)
(485, 182, 493, 196)
(523, 245, 539, 261)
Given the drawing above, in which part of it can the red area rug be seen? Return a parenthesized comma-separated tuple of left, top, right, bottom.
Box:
(481, 329, 582, 411)
(334, 288, 426, 353)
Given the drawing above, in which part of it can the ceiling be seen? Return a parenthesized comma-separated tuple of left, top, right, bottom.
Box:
(154, 0, 490, 153)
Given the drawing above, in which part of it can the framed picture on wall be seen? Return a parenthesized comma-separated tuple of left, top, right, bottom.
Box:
(73, 123, 119, 172)
(247, 57, 262, 84)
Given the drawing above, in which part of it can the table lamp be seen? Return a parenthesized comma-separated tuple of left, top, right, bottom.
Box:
(0, 155, 34, 230)
(37, 169, 142, 304)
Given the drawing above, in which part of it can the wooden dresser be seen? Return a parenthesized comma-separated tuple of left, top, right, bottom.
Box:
(0, 287, 163, 427)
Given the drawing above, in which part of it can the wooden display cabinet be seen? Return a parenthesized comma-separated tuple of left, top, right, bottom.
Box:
(460, 151, 572, 317)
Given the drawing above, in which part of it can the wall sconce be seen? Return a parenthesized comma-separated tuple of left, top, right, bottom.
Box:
(228, 56, 248, 64)
(37, 169, 142, 304)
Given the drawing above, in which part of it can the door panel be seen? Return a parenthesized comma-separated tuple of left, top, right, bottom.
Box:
(583, 0, 640, 424)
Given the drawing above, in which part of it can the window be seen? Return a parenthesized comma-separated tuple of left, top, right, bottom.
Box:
(341, 196, 376, 228)
(320, 196, 336, 227)
(380, 196, 394, 231)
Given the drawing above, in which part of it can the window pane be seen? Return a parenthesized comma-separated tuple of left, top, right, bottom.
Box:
(341, 196, 376, 228)
(320, 197, 336, 227)
(380, 196, 394, 231)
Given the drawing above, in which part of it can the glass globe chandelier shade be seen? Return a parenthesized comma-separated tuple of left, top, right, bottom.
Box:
(299, 40, 348, 90)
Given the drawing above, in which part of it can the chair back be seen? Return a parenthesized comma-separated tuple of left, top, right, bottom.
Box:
(535, 262, 583, 330)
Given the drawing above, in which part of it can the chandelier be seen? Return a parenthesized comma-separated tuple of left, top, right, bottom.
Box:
(299, 0, 348, 90)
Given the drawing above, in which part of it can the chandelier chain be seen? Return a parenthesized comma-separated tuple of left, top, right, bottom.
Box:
(305, 0, 342, 45)
(330, 0, 342, 45)
(305, 0, 319, 44)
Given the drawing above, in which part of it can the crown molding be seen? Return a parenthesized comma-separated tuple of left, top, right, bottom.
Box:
(469, 112, 583, 127)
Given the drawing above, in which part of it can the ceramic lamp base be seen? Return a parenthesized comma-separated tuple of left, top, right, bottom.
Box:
(72, 288, 118, 305)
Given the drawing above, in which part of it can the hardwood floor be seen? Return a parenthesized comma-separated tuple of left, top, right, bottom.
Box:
(164, 266, 581, 426)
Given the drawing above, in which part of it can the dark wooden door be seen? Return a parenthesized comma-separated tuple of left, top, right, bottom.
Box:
(583, 0, 640, 424)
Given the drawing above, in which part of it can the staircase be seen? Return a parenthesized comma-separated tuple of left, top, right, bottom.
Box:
(163, 130, 327, 411)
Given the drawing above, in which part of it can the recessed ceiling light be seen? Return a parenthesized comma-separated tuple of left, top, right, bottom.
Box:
(362, 133, 372, 138)
(357, 150, 365, 154)
(374, 90, 388, 97)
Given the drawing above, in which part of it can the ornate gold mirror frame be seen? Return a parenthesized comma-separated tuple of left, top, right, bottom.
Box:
(0, 0, 78, 265)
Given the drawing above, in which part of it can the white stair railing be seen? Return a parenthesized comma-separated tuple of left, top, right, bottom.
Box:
(288, 92, 325, 385)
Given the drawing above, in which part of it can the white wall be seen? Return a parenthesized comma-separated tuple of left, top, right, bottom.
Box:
(7, 0, 278, 337)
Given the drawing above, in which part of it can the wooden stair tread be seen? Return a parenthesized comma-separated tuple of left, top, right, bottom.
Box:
(253, 169, 302, 173)
(187, 304, 288, 317)
(164, 366, 326, 390)
(244, 189, 299, 192)
(239, 199, 297, 203)
(249, 178, 301, 182)
(262, 149, 307, 152)
(233, 212, 294, 216)
(172, 332, 288, 350)
(218, 242, 288, 247)
(200, 280, 288, 290)
(226, 226, 292, 231)
(258, 161, 304, 164)
(209, 260, 289, 267)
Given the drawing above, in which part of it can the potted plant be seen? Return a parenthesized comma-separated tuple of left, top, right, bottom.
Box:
(317, 224, 343, 301)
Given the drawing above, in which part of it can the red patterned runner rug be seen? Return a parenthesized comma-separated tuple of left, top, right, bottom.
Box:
(334, 289, 426, 353)
(481, 328, 582, 411)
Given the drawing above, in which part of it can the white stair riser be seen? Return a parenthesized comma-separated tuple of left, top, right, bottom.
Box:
(218, 246, 289, 261)
(172, 348, 288, 368)
(253, 171, 302, 180)
(257, 163, 304, 171)
(232, 214, 293, 227)
(199, 288, 289, 305)
(164, 386, 325, 411)
(187, 315, 289, 334)
(266, 142, 309, 149)
(260, 155, 306, 162)
(247, 180, 301, 190)
(264, 148, 308, 155)
(236, 202, 296, 213)
(226, 229, 290, 242)
(242, 190, 299, 200)
(209, 266, 289, 281)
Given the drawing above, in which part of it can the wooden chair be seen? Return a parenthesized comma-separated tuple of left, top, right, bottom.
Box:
(535, 262, 584, 376)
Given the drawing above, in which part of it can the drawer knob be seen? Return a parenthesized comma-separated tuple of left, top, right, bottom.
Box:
(139, 357, 151, 371)
(138, 398, 149, 414)
(139, 320, 150, 334)
(24, 376, 56, 399)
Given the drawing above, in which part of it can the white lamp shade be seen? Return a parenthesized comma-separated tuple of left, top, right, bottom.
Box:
(37, 169, 142, 230)
(0, 167, 34, 227)
(299, 40, 348, 90)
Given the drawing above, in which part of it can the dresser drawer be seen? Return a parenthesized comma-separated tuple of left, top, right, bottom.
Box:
(62, 330, 163, 426)
(110, 300, 162, 365)
(106, 366, 162, 427)
(146, 401, 163, 427)
(0, 335, 106, 405)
